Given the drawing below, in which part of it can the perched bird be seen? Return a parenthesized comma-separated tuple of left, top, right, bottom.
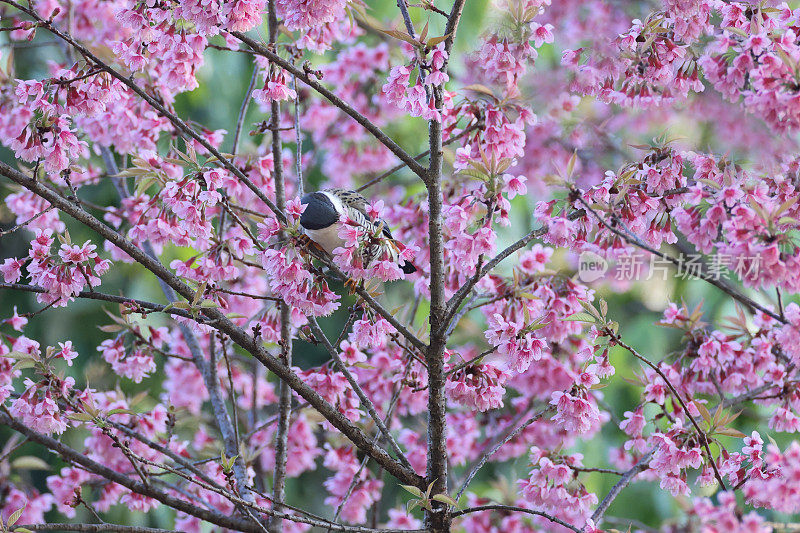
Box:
(299, 188, 417, 274)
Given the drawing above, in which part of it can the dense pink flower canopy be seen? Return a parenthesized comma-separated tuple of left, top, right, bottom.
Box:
(3, 0, 800, 531)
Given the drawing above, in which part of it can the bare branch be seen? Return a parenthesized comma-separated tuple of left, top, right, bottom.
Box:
(451, 505, 581, 533)
(307, 315, 414, 470)
(590, 450, 654, 527)
(455, 406, 552, 502)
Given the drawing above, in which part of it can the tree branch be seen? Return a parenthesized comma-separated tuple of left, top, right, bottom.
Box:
(17, 525, 175, 533)
(230, 31, 428, 182)
(454, 406, 552, 502)
(1, 410, 424, 533)
(1, 0, 286, 223)
(589, 450, 654, 528)
(609, 332, 726, 489)
(0, 282, 205, 322)
(103, 151, 254, 503)
(307, 316, 414, 471)
(0, 161, 423, 488)
(0, 412, 263, 532)
(450, 505, 581, 533)
(573, 192, 784, 324)
(267, 4, 292, 530)
(421, 1, 468, 529)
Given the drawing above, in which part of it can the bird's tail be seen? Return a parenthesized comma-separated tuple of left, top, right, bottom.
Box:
(400, 261, 417, 274)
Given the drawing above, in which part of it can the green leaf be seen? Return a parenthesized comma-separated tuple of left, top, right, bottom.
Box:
(12, 359, 36, 371)
(566, 150, 577, 178)
(135, 176, 157, 196)
(432, 493, 458, 507)
(67, 412, 95, 422)
(723, 26, 747, 36)
(6, 506, 25, 527)
(107, 408, 137, 416)
(518, 292, 539, 300)
(458, 168, 489, 181)
(10, 456, 50, 470)
(427, 33, 451, 47)
(716, 427, 747, 439)
(560, 312, 597, 323)
(400, 484, 424, 498)
(193, 281, 207, 305)
(380, 28, 421, 47)
(1, 351, 30, 360)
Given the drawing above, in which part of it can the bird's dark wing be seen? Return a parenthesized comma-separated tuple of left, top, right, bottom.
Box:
(327, 188, 369, 216)
(328, 188, 395, 238)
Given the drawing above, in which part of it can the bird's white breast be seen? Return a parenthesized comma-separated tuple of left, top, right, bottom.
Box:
(305, 223, 345, 255)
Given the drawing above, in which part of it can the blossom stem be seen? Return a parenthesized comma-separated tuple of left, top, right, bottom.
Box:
(610, 333, 727, 490)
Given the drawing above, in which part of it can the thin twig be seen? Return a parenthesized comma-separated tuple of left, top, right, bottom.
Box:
(356, 122, 481, 193)
(455, 406, 552, 502)
(590, 450, 654, 527)
(307, 315, 414, 471)
(451, 505, 581, 533)
(233, 66, 259, 155)
(610, 332, 726, 489)
(0, 206, 54, 237)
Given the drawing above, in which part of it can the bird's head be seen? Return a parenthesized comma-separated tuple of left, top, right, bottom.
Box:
(299, 191, 341, 230)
